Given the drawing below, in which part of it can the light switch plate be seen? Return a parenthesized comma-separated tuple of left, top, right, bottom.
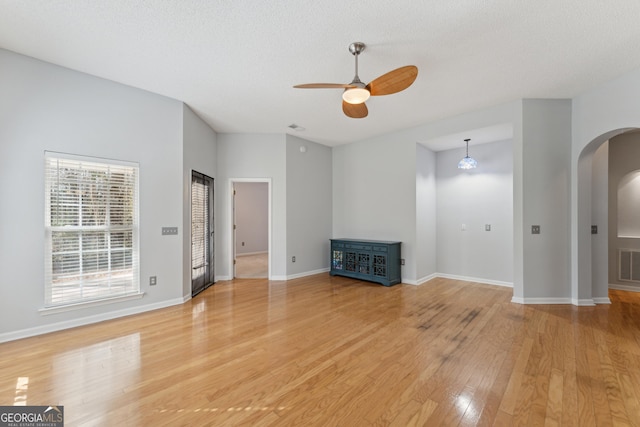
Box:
(162, 227, 178, 235)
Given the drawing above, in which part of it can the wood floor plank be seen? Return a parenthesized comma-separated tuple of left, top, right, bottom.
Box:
(1, 275, 640, 426)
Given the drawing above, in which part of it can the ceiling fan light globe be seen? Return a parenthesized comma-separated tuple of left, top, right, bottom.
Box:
(342, 87, 370, 104)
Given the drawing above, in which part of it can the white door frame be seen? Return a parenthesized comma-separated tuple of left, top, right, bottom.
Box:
(229, 178, 272, 279)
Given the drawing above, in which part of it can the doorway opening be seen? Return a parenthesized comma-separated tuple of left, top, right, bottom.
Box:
(191, 171, 214, 297)
(576, 127, 639, 303)
(230, 179, 271, 279)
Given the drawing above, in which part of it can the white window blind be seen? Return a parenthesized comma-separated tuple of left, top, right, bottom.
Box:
(44, 152, 140, 307)
(191, 178, 209, 278)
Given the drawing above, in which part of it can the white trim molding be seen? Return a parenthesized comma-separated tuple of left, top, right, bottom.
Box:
(236, 251, 268, 257)
(286, 268, 330, 280)
(1, 297, 186, 344)
(404, 274, 438, 286)
(39, 292, 145, 316)
(572, 298, 597, 306)
(435, 273, 513, 288)
(593, 297, 612, 304)
(511, 297, 574, 305)
(609, 283, 640, 292)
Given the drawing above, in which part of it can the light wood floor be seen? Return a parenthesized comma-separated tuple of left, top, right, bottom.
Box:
(1, 275, 640, 426)
(235, 253, 268, 278)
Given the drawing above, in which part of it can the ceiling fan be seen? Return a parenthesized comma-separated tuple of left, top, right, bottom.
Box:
(293, 42, 418, 119)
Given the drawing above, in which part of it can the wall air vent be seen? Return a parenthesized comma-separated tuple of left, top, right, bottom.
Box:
(619, 249, 640, 282)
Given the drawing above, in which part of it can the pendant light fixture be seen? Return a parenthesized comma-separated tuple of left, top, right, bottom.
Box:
(457, 138, 478, 169)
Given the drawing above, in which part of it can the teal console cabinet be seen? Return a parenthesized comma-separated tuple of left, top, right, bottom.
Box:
(330, 238, 401, 286)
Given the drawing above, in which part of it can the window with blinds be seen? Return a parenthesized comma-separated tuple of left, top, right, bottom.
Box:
(44, 152, 140, 307)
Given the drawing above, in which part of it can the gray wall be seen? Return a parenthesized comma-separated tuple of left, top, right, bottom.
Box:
(235, 182, 268, 255)
(572, 66, 640, 304)
(0, 48, 187, 341)
(286, 134, 332, 277)
(332, 137, 418, 282)
(591, 142, 608, 299)
(182, 105, 217, 296)
(436, 140, 513, 284)
(6, 39, 640, 343)
(520, 99, 572, 300)
(415, 144, 437, 281)
(332, 102, 518, 285)
(216, 133, 332, 280)
(216, 133, 287, 279)
(608, 133, 640, 289)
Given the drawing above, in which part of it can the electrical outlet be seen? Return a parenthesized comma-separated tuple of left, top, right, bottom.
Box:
(400, 258, 405, 265)
(242, 242, 245, 246)
(532, 225, 541, 234)
(149, 276, 157, 286)
(461, 224, 466, 231)
(485, 224, 491, 231)
(292, 256, 296, 263)
(591, 225, 598, 234)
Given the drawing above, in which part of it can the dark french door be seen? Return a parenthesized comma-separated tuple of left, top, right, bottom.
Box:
(191, 171, 214, 297)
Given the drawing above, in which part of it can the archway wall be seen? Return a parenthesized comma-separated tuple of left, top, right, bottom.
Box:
(572, 66, 640, 303)
(607, 134, 640, 290)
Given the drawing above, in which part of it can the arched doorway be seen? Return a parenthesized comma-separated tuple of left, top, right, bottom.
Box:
(575, 127, 638, 304)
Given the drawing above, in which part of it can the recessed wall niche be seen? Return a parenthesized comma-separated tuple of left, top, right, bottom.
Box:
(618, 170, 640, 238)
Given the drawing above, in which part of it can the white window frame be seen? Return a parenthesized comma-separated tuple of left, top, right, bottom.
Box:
(43, 152, 141, 311)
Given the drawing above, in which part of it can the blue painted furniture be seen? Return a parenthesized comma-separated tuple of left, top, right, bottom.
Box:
(330, 238, 402, 286)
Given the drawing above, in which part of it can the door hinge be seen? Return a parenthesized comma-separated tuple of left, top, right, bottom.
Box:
(233, 259, 236, 265)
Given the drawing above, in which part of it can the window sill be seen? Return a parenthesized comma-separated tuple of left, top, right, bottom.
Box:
(39, 292, 145, 316)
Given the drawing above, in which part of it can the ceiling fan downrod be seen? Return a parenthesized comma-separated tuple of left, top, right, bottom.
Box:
(348, 42, 366, 86)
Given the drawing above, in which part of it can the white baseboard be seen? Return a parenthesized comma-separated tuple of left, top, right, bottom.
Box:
(218, 269, 330, 282)
(0, 297, 188, 344)
(403, 274, 438, 286)
(269, 269, 330, 281)
(609, 283, 640, 292)
(593, 297, 611, 304)
(572, 298, 596, 306)
(435, 273, 513, 288)
(511, 297, 574, 305)
(236, 251, 268, 257)
(286, 268, 330, 280)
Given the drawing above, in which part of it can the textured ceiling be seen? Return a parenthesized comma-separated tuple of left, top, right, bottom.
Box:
(1, 1, 640, 149)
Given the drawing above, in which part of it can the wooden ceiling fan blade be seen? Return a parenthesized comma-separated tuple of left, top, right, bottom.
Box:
(294, 83, 355, 89)
(342, 101, 368, 118)
(365, 65, 418, 96)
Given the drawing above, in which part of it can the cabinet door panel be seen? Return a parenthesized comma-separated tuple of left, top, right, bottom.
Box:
(332, 250, 343, 270)
(373, 254, 387, 277)
(358, 252, 370, 275)
(345, 251, 357, 272)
